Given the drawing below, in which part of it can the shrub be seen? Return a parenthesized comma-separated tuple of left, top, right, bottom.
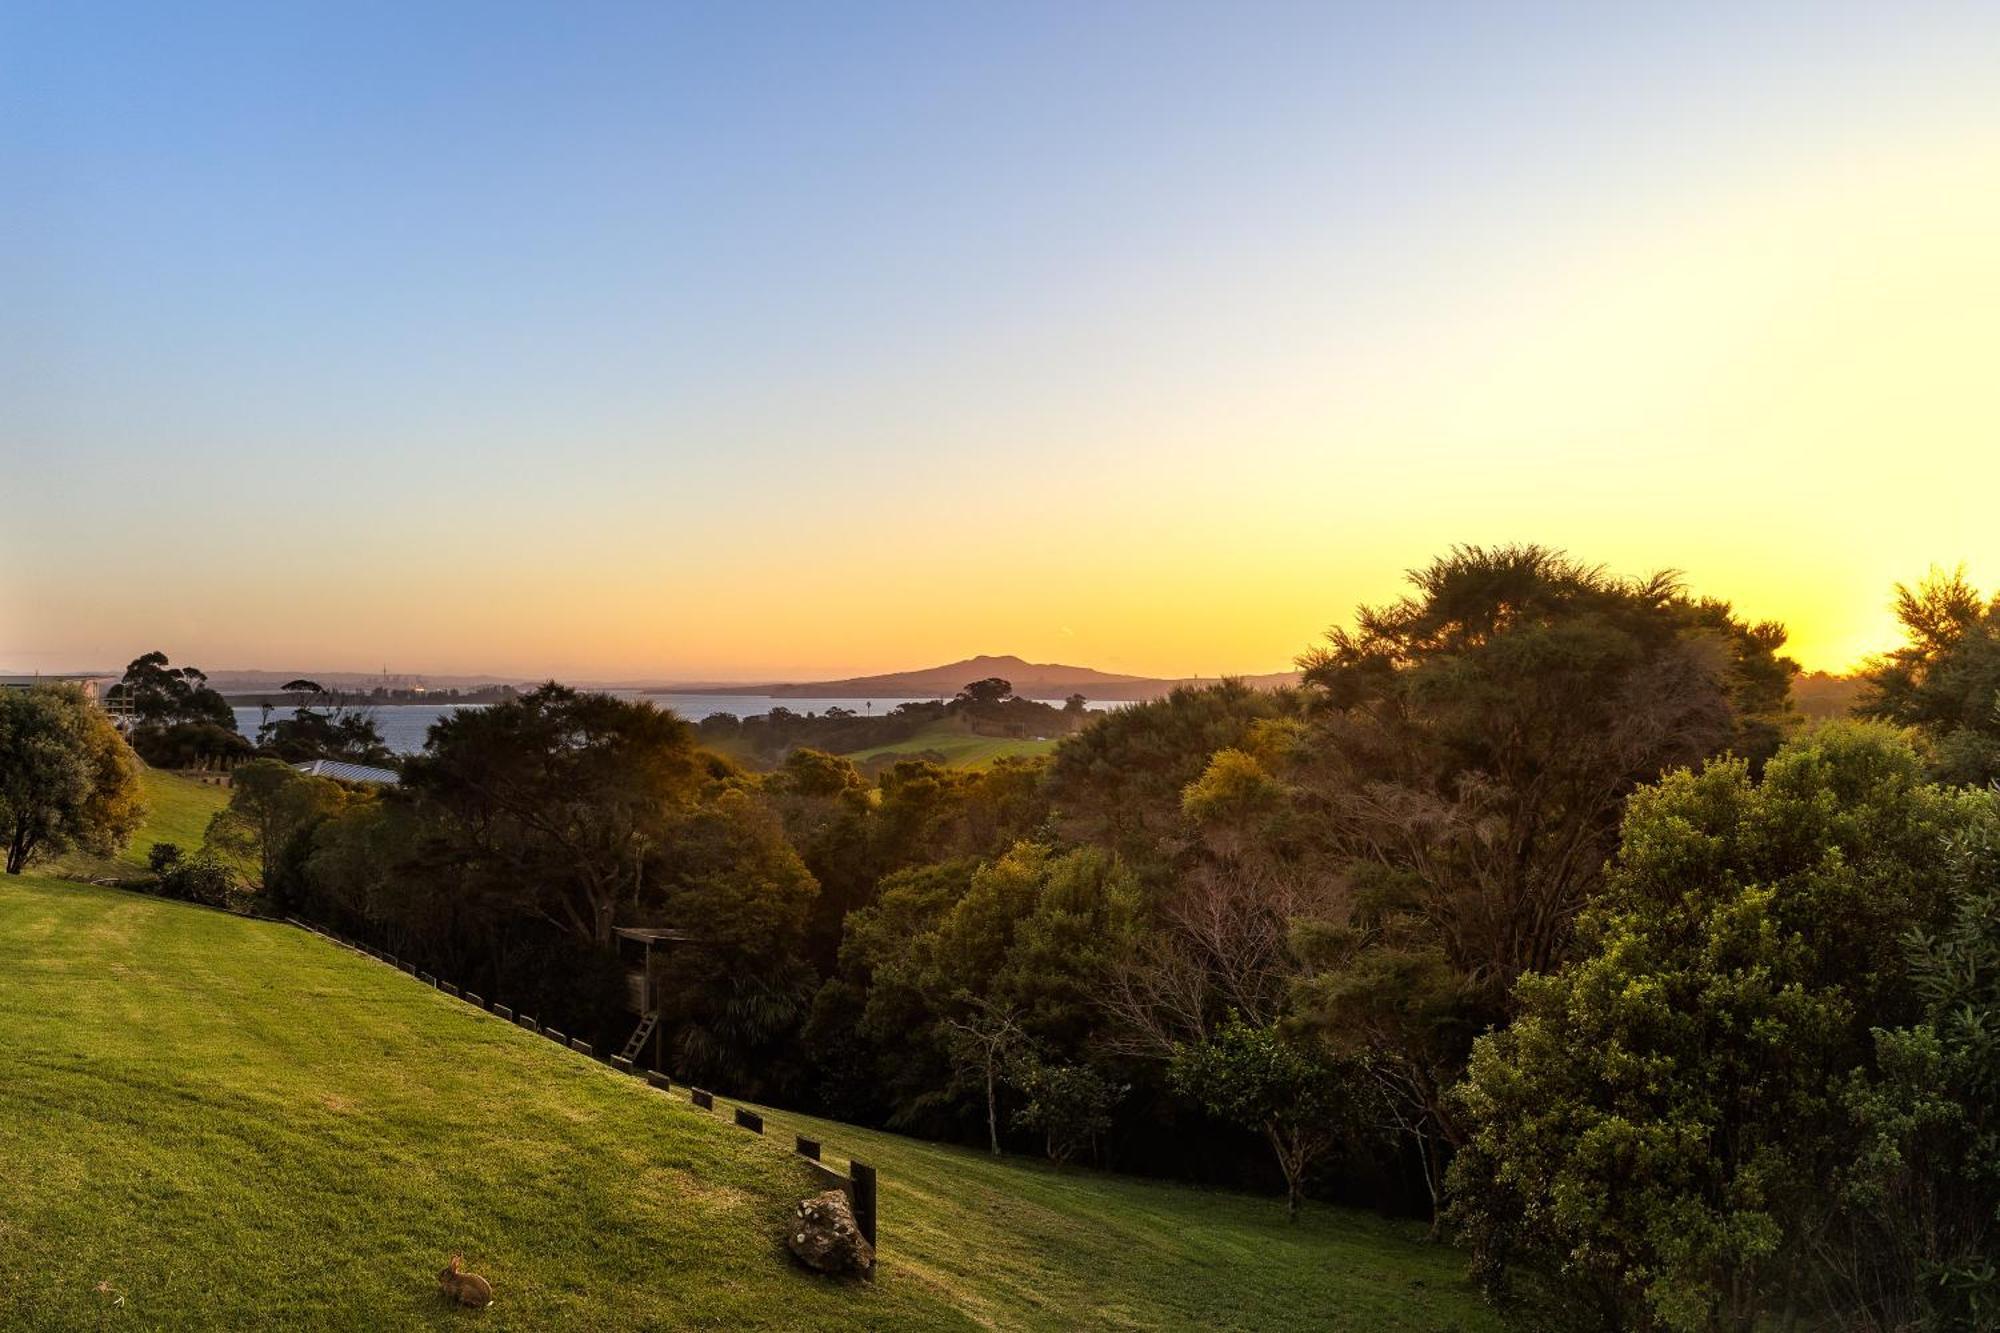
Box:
(156, 850, 243, 908)
(1010, 1057, 1125, 1164)
(1449, 724, 1993, 1331)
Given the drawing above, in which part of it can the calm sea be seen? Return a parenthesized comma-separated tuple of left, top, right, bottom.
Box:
(232, 691, 1118, 757)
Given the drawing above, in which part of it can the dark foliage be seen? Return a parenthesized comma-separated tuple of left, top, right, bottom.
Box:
(1858, 567, 2000, 786)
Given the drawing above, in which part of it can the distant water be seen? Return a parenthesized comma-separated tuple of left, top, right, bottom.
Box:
(233, 691, 1118, 757)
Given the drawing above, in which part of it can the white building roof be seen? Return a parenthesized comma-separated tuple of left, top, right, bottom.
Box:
(294, 759, 401, 785)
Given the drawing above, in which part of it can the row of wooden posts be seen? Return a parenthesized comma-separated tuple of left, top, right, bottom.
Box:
(283, 918, 879, 1250)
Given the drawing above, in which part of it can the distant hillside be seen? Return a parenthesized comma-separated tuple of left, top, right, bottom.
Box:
(677, 655, 1300, 703)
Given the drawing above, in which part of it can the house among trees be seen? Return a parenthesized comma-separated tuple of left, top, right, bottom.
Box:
(0, 674, 114, 705)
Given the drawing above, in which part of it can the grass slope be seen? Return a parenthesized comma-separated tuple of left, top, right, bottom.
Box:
(843, 721, 1060, 768)
(736, 1101, 1499, 1332)
(1, 872, 1497, 1329)
(54, 766, 232, 881)
(0, 876, 962, 1331)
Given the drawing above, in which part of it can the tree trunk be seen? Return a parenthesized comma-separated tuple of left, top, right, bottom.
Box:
(1267, 1123, 1304, 1223)
(985, 1059, 1001, 1155)
(1418, 1135, 1443, 1239)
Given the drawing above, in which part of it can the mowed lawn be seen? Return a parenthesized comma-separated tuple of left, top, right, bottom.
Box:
(53, 765, 233, 881)
(730, 1100, 1499, 1333)
(0, 871, 1498, 1331)
(843, 721, 1060, 768)
(0, 876, 966, 1331)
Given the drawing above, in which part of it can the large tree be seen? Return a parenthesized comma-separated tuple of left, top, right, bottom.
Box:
(400, 684, 714, 945)
(255, 681, 393, 766)
(111, 651, 245, 769)
(1045, 680, 1295, 882)
(834, 842, 1138, 1143)
(1288, 545, 1796, 1174)
(203, 758, 349, 887)
(1857, 567, 2000, 786)
(108, 651, 234, 728)
(649, 785, 821, 1097)
(0, 685, 145, 874)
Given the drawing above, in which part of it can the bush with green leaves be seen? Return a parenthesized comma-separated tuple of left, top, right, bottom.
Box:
(1169, 1017, 1380, 1220)
(0, 684, 145, 875)
(1840, 813, 2000, 1329)
(1010, 1056, 1125, 1164)
(156, 849, 244, 908)
(1449, 723, 1995, 1331)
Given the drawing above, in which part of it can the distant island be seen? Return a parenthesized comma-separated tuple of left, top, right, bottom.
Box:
(650, 654, 1301, 703)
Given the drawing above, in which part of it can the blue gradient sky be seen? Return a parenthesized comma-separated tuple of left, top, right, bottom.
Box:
(6, 2, 1998, 679)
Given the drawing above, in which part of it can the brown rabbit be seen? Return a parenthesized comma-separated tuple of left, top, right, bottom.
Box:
(438, 1254, 494, 1309)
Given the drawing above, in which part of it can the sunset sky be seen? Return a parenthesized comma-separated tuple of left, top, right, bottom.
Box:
(5, 2, 1998, 681)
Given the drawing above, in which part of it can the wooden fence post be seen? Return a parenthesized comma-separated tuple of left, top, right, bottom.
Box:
(849, 1160, 877, 1248)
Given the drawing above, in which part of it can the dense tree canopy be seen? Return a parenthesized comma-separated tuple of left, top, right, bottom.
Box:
(634, 785, 822, 1095)
(203, 758, 349, 887)
(1449, 724, 1992, 1331)
(1046, 680, 1293, 881)
(401, 684, 716, 946)
(831, 843, 1140, 1139)
(111, 651, 247, 769)
(108, 651, 234, 729)
(1858, 568, 2000, 786)
(255, 691, 394, 766)
(0, 684, 145, 875)
(1285, 545, 1798, 1193)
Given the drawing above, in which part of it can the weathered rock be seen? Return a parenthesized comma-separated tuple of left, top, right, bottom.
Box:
(786, 1189, 875, 1278)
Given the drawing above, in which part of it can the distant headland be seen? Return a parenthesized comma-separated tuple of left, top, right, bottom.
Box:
(647, 654, 1301, 703)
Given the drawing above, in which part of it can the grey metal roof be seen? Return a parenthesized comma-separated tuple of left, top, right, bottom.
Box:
(613, 927, 700, 944)
(293, 759, 401, 785)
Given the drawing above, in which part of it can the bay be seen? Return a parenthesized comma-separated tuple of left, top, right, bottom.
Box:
(233, 691, 1118, 757)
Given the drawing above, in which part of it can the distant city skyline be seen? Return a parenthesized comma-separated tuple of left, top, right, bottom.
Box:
(7, 3, 1998, 678)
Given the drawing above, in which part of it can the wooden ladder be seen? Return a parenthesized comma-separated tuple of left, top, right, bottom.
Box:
(620, 1010, 660, 1063)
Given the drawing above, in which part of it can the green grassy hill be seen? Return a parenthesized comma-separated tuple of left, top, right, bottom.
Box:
(54, 765, 232, 881)
(843, 720, 1061, 768)
(1, 872, 1497, 1329)
(735, 1101, 1496, 1331)
(0, 874, 960, 1331)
